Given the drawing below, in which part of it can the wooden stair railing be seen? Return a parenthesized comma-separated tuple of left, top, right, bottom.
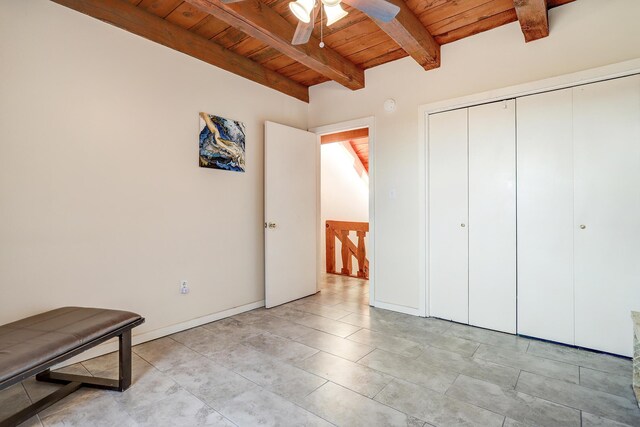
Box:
(326, 220, 369, 279)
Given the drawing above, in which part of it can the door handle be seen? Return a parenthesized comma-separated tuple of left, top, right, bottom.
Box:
(579, 224, 586, 230)
(460, 223, 466, 228)
(268, 222, 277, 229)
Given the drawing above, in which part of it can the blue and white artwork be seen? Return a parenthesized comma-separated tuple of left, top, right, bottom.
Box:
(199, 112, 246, 172)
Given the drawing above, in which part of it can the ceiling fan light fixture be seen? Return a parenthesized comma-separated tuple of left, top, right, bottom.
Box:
(289, 0, 315, 23)
(324, 2, 348, 26)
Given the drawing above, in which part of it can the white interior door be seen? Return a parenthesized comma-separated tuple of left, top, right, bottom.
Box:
(516, 89, 575, 345)
(468, 100, 517, 334)
(428, 108, 469, 323)
(573, 75, 640, 356)
(265, 121, 318, 308)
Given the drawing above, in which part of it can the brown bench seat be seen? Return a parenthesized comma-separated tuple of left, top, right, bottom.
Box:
(0, 307, 144, 427)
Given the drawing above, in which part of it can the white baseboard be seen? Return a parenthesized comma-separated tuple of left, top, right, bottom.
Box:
(56, 299, 265, 368)
(373, 300, 423, 317)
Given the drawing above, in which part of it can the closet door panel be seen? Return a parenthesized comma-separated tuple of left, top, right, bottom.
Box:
(428, 109, 469, 323)
(573, 75, 640, 356)
(516, 89, 575, 345)
(468, 100, 517, 334)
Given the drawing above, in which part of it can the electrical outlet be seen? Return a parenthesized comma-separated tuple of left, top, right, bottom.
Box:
(180, 280, 189, 295)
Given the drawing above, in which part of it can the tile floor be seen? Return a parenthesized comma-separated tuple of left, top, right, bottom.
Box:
(2, 275, 639, 426)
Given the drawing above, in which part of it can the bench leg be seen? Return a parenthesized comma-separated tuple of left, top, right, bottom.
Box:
(118, 329, 132, 391)
(0, 381, 82, 427)
(35, 329, 133, 392)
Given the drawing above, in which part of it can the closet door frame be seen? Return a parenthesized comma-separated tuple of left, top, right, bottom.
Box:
(422, 62, 640, 319)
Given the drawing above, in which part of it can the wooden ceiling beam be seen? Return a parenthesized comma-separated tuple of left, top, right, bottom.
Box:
(514, 0, 549, 42)
(184, 0, 365, 90)
(434, 9, 518, 45)
(373, 0, 440, 70)
(321, 128, 369, 144)
(50, 0, 309, 102)
(547, 0, 574, 7)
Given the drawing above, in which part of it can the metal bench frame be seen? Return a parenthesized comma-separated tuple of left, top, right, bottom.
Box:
(0, 317, 144, 427)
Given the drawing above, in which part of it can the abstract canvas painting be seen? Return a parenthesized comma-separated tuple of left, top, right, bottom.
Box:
(199, 112, 246, 172)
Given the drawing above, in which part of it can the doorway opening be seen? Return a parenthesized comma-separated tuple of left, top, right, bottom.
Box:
(315, 124, 372, 306)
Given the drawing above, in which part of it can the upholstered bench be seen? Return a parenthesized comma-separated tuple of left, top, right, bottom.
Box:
(0, 307, 144, 426)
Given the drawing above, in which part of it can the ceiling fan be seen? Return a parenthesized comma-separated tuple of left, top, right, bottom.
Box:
(221, 0, 400, 46)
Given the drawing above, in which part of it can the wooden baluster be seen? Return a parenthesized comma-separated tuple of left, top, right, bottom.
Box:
(325, 223, 335, 274)
(325, 220, 369, 279)
(340, 230, 350, 275)
(356, 231, 366, 278)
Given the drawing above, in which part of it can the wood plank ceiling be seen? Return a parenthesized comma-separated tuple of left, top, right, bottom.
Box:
(321, 128, 369, 172)
(51, 0, 575, 101)
(349, 138, 369, 172)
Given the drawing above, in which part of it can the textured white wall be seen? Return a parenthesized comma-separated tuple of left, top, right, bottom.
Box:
(308, 0, 640, 311)
(321, 142, 369, 272)
(3, 0, 640, 332)
(0, 0, 307, 334)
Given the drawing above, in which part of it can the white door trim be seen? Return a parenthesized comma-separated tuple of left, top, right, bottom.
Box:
(309, 117, 376, 307)
(419, 59, 640, 117)
(420, 58, 640, 320)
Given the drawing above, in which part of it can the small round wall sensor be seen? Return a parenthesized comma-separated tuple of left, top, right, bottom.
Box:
(383, 98, 396, 112)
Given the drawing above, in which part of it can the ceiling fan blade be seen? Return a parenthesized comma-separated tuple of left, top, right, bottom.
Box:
(291, 5, 319, 45)
(220, 0, 246, 3)
(292, 21, 313, 45)
(342, 0, 400, 22)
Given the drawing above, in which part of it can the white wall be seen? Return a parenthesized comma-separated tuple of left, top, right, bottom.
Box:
(3, 0, 640, 334)
(0, 0, 307, 338)
(321, 142, 368, 272)
(308, 0, 640, 312)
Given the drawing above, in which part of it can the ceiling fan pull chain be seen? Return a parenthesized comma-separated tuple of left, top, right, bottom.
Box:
(319, 2, 325, 48)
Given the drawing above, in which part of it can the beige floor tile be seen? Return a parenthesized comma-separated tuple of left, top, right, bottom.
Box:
(517, 371, 640, 425)
(296, 351, 392, 398)
(375, 379, 504, 427)
(217, 388, 333, 426)
(446, 375, 580, 426)
(358, 349, 458, 393)
(474, 344, 579, 383)
(294, 314, 361, 338)
(244, 332, 319, 363)
(295, 329, 374, 362)
(302, 381, 424, 427)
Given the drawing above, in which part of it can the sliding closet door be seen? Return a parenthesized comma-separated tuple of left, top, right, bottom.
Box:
(573, 75, 640, 356)
(428, 109, 469, 323)
(468, 100, 516, 334)
(516, 89, 575, 345)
